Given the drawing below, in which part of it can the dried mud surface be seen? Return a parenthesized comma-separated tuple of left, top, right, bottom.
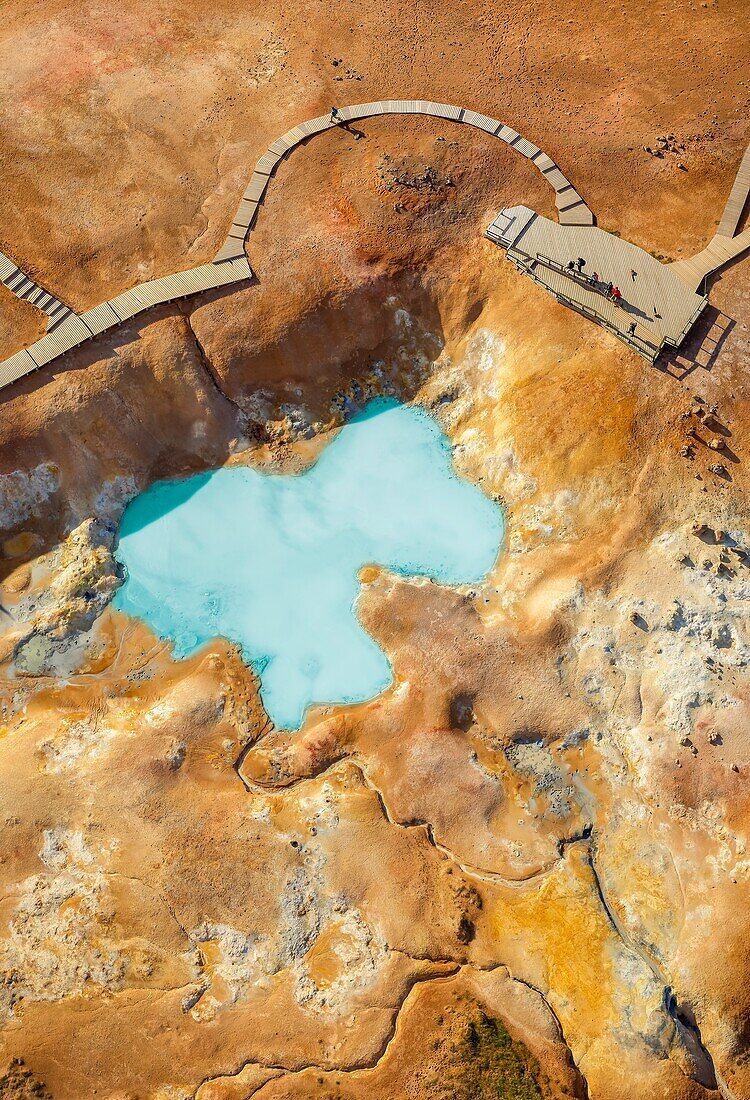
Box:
(1, 1, 750, 1098)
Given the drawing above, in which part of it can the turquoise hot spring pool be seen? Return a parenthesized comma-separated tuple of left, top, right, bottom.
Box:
(113, 398, 504, 729)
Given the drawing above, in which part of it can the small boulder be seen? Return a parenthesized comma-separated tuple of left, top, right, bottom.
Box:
(457, 914, 475, 944)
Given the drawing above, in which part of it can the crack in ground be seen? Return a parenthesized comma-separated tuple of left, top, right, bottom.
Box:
(104, 870, 193, 945)
(189, 963, 461, 1098)
(216, 750, 592, 1096)
(507, 973, 590, 1100)
(235, 750, 589, 888)
(226, 716, 725, 1096)
(188, 959, 588, 1100)
(99, 828, 588, 1096)
(179, 306, 248, 426)
(587, 842, 723, 1095)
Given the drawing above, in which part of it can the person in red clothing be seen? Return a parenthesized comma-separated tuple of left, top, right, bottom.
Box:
(611, 286, 622, 303)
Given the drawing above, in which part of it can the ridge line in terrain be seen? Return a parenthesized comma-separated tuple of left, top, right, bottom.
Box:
(189, 959, 587, 1100)
(179, 306, 248, 424)
(587, 842, 723, 1095)
(235, 749, 588, 886)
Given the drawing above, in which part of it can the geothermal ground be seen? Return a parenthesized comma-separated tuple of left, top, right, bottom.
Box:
(1, 1, 750, 1098)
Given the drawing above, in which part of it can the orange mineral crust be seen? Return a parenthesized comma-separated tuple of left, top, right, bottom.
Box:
(0, 0, 749, 1097)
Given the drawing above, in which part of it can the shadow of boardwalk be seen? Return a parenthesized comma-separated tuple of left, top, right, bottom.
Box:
(0, 280, 253, 407)
(656, 306, 734, 379)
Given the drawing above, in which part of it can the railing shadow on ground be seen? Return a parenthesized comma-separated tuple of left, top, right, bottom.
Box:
(656, 305, 735, 380)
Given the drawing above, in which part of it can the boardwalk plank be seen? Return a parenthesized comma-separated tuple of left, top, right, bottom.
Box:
(717, 144, 750, 238)
(0, 348, 38, 387)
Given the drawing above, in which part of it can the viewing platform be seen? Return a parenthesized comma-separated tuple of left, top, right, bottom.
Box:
(486, 207, 708, 363)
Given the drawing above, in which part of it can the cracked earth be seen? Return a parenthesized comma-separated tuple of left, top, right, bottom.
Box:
(1, 0, 750, 1096)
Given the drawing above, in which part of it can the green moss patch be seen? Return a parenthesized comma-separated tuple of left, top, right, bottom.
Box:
(437, 1009, 546, 1100)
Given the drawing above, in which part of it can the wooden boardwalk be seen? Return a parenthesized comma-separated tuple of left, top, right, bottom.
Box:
(670, 142, 750, 290)
(669, 226, 750, 290)
(213, 99, 594, 262)
(717, 143, 750, 239)
(0, 100, 593, 392)
(487, 206, 708, 362)
(0, 106, 746, 391)
(0, 250, 72, 328)
(0, 257, 252, 389)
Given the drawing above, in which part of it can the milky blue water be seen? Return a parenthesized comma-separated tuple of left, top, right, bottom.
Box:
(113, 399, 504, 730)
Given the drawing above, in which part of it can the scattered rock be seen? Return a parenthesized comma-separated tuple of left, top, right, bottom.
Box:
(0, 1058, 51, 1099)
(457, 914, 475, 944)
(379, 156, 454, 194)
(167, 740, 187, 770)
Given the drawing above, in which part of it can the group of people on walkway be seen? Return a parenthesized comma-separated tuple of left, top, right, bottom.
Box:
(564, 257, 642, 340)
(565, 257, 624, 303)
